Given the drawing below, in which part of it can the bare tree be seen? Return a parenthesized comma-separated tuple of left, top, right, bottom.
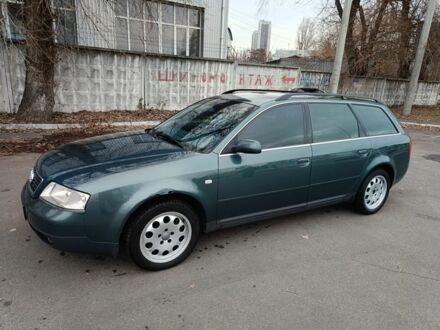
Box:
(16, 0, 57, 122)
(12, 0, 160, 122)
(297, 18, 316, 50)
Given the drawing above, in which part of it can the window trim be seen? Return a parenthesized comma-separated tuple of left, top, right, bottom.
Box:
(217, 101, 402, 156)
(221, 102, 308, 155)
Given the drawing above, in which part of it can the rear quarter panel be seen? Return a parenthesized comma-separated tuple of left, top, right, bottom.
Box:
(365, 134, 410, 185)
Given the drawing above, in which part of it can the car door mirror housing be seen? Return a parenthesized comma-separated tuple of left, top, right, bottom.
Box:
(231, 139, 262, 154)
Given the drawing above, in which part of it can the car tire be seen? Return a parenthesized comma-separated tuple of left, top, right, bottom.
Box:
(124, 199, 200, 271)
(354, 169, 391, 215)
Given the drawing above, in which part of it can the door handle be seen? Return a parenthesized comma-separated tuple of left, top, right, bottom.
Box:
(297, 158, 311, 166)
(357, 149, 369, 156)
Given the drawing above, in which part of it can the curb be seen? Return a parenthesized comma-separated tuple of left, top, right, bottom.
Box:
(0, 121, 161, 130)
(400, 121, 440, 128)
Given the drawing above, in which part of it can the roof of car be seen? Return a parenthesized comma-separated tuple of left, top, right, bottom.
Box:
(222, 89, 383, 106)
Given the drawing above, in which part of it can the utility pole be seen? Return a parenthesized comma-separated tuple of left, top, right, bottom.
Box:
(329, 0, 353, 94)
(402, 0, 437, 116)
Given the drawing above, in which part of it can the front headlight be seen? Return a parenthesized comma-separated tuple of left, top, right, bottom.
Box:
(40, 182, 90, 211)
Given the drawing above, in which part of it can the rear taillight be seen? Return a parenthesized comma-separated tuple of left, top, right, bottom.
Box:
(408, 136, 413, 156)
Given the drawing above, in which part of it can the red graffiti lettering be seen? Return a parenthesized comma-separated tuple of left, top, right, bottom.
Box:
(282, 75, 296, 84)
(255, 75, 262, 85)
(158, 69, 176, 81)
(220, 73, 226, 83)
(248, 74, 254, 84)
(179, 72, 188, 81)
(157, 68, 228, 83)
(239, 73, 244, 85)
(265, 75, 273, 86)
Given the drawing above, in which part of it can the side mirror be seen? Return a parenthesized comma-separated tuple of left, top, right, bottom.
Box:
(231, 139, 262, 154)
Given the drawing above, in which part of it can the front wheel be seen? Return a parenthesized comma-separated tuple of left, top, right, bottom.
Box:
(124, 200, 200, 270)
(354, 169, 390, 214)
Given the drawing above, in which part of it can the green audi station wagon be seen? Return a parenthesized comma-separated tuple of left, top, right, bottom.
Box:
(21, 90, 411, 270)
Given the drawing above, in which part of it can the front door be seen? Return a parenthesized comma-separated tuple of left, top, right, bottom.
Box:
(307, 102, 371, 205)
(217, 103, 311, 223)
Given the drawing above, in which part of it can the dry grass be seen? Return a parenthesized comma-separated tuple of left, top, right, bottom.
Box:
(0, 125, 140, 156)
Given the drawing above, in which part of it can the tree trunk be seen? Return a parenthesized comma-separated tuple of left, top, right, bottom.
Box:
(335, 0, 362, 76)
(397, 0, 411, 78)
(16, 0, 57, 123)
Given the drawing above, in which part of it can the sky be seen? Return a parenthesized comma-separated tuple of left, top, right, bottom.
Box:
(228, 0, 323, 52)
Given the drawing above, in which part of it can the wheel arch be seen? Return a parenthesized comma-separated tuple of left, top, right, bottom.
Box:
(119, 192, 207, 247)
(364, 160, 396, 187)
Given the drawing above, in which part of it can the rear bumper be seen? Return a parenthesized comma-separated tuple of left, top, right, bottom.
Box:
(21, 183, 118, 256)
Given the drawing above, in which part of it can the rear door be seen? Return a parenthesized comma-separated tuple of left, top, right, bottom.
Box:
(307, 103, 371, 206)
(217, 103, 312, 223)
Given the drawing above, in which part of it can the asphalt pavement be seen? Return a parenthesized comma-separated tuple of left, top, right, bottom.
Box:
(1, 130, 439, 330)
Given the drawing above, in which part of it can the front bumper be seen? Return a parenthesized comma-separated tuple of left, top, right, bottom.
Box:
(21, 183, 118, 256)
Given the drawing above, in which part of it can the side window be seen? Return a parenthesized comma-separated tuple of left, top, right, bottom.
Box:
(351, 105, 398, 136)
(235, 104, 305, 149)
(309, 103, 359, 143)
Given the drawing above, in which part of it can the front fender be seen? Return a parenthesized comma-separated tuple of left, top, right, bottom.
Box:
(80, 155, 218, 243)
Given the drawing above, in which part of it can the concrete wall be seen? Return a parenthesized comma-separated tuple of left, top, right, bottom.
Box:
(339, 77, 440, 106)
(301, 70, 440, 106)
(1, 44, 439, 113)
(0, 45, 300, 113)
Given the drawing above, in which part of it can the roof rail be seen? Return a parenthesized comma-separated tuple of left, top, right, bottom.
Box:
(275, 92, 382, 103)
(222, 89, 382, 104)
(222, 89, 291, 94)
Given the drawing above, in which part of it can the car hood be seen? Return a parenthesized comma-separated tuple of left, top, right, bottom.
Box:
(36, 130, 192, 185)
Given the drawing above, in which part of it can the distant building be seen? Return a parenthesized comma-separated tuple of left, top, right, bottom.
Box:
(272, 49, 311, 60)
(268, 55, 338, 73)
(250, 20, 271, 51)
(251, 30, 259, 50)
(258, 20, 271, 51)
(2, 0, 231, 59)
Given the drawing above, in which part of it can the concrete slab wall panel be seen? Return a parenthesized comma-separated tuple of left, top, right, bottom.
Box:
(0, 46, 438, 113)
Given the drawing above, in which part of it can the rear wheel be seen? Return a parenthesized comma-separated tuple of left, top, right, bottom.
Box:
(125, 200, 200, 270)
(354, 169, 390, 214)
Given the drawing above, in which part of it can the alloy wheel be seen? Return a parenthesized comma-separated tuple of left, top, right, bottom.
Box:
(139, 212, 192, 263)
(364, 175, 388, 211)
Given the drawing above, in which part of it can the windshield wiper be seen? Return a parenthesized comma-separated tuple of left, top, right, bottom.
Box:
(149, 130, 185, 149)
(180, 125, 235, 143)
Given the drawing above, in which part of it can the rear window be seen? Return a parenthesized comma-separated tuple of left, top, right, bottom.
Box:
(351, 105, 398, 136)
(309, 103, 360, 143)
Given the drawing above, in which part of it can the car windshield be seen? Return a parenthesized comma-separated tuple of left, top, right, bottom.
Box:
(151, 97, 258, 153)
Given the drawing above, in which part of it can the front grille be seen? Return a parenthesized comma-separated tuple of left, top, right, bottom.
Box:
(29, 168, 43, 192)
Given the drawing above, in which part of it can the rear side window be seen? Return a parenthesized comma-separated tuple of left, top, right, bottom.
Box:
(351, 105, 398, 136)
(235, 103, 305, 149)
(309, 103, 359, 143)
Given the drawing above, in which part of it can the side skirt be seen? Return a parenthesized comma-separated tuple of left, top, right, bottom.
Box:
(206, 193, 354, 233)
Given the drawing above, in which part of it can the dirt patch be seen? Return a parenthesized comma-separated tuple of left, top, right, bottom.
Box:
(0, 125, 144, 156)
(391, 105, 440, 125)
(0, 109, 177, 124)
